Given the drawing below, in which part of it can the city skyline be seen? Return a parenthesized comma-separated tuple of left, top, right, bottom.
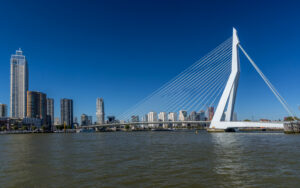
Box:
(0, 1, 300, 120)
(0, 2, 299, 187)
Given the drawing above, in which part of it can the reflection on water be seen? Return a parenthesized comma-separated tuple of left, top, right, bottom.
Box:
(0, 131, 300, 187)
(210, 133, 246, 187)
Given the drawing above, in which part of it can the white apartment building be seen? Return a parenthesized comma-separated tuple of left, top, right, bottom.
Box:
(148, 111, 157, 128)
(10, 48, 28, 118)
(158, 112, 168, 128)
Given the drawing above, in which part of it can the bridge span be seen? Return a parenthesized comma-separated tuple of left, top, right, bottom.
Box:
(78, 121, 209, 129)
(112, 28, 293, 131)
(77, 121, 285, 129)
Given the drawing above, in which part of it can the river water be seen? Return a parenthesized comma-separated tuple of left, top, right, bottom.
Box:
(0, 131, 300, 187)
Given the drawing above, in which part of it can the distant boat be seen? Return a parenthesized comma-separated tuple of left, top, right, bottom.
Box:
(76, 129, 95, 133)
(151, 128, 173, 131)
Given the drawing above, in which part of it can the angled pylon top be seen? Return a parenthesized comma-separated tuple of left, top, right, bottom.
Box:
(233, 27, 240, 44)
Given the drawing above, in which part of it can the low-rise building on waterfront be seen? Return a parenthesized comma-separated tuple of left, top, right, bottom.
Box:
(0, 117, 42, 130)
(22, 117, 42, 128)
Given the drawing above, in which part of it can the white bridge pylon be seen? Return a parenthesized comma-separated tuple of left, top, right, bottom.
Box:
(210, 28, 292, 130)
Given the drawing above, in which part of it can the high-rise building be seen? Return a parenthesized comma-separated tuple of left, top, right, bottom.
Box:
(96, 98, 105, 124)
(88, 116, 93, 125)
(179, 110, 188, 127)
(47, 98, 54, 126)
(195, 112, 201, 121)
(168, 112, 177, 127)
(158, 112, 168, 128)
(60, 98, 73, 127)
(10, 48, 28, 118)
(179, 110, 187, 121)
(189, 111, 197, 127)
(208, 107, 214, 121)
(199, 110, 206, 121)
(27, 91, 47, 125)
(142, 114, 148, 122)
(0, 104, 7, 117)
(148, 111, 157, 128)
(190, 111, 197, 121)
(168, 112, 177, 121)
(131, 115, 139, 127)
(81, 114, 88, 126)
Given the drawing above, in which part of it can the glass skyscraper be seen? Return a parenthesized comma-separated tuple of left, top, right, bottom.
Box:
(0, 104, 7, 117)
(96, 98, 105, 124)
(60, 98, 73, 127)
(10, 48, 28, 118)
(47, 98, 54, 126)
(27, 91, 47, 125)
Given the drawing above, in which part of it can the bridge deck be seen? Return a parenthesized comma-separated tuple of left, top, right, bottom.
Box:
(78, 121, 285, 129)
(210, 121, 284, 129)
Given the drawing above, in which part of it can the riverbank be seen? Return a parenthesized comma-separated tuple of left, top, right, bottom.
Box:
(0, 127, 285, 134)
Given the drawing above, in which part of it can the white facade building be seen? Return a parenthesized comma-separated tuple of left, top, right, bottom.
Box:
(148, 111, 157, 128)
(158, 112, 168, 128)
(168, 112, 177, 127)
(96, 98, 105, 124)
(179, 110, 187, 121)
(179, 110, 187, 127)
(10, 48, 28, 118)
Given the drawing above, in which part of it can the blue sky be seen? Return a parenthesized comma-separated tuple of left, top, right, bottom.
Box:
(0, 0, 300, 121)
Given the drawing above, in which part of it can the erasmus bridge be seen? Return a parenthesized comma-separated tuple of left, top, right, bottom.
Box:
(85, 28, 294, 131)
